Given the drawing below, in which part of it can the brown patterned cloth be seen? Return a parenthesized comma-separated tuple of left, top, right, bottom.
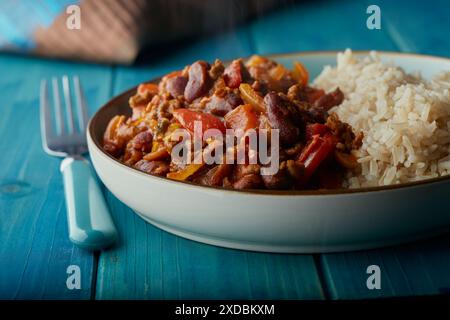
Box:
(33, 0, 281, 64)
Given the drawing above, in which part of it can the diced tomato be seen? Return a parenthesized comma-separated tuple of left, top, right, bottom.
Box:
(305, 123, 329, 140)
(173, 109, 226, 134)
(224, 104, 258, 131)
(137, 83, 159, 95)
(298, 134, 336, 183)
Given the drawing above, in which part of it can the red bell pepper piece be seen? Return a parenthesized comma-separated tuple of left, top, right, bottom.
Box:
(298, 133, 337, 184)
(173, 109, 226, 134)
(305, 123, 329, 141)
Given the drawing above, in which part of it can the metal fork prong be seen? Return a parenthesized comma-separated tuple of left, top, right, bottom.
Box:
(62, 75, 75, 134)
(74, 76, 89, 132)
(52, 77, 65, 135)
(40, 80, 52, 147)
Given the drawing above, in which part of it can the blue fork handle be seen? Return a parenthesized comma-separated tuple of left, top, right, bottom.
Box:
(60, 157, 117, 250)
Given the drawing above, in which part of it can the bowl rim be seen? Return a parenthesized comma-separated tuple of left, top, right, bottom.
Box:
(88, 50, 450, 196)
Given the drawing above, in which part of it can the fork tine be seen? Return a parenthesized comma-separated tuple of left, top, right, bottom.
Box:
(40, 79, 52, 145)
(73, 76, 89, 132)
(62, 75, 76, 134)
(52, 77, 65, 135)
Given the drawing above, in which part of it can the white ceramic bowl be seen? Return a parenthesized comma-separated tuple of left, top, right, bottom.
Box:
(88, 51, 450, 253)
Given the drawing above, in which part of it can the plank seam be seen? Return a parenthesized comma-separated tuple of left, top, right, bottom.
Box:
(313, 254, 331, 300)
(90, 251, 100, 300)
(93, 65, 117, 300)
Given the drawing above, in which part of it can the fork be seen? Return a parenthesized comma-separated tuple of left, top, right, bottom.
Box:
(40, 76, 117, 250)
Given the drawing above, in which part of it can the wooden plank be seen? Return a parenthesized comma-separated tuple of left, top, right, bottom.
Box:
(96, 29, 324, 300)
(97, 194, 323, 299)
(0, 53, 112, 299)
(321, 236, 450, 299)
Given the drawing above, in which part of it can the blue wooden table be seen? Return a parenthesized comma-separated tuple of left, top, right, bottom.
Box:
(1, 0, 450, 300)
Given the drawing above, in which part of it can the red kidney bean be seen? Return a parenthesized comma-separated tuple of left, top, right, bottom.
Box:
(264, 92, 300, 145)
(103, 143, 121, 157)
(132, 131, 153, 152)
(134, 160, 170, 176)
(314, 87, 344, 110)
(233, 174, 263, 190)
(184, 61, 211, 102)
(205, 164, 233, 186)
(261, 167, 290, 189)
(205, 92, 242, 116)
(166, 76, 188, 98)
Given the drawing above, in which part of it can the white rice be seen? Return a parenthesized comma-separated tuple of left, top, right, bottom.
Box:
(314, 49, 450, 187)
